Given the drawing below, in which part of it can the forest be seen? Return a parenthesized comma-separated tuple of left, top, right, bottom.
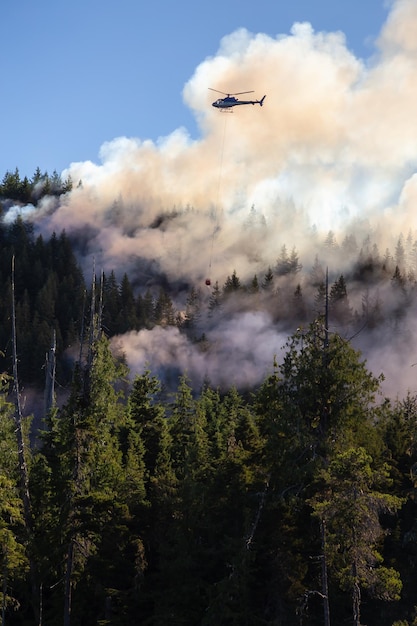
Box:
(2, 169, 417, 624)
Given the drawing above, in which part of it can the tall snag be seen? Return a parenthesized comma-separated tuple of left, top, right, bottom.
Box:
(11, 256, 31, 529)
(11, 255, 40, 622)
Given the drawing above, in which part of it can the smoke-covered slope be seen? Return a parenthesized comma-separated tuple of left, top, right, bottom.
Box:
(5, 0, 417, 398)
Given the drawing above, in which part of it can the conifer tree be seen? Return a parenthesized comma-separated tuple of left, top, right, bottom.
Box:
(279, 321, 381, 456)
(1, 168, 22, 201)
(183, 286, 202, 336)
(138, 288, 155, 329)
(293, 283, 307, 321)
(248, 274, 260, 294)
(310, 254, 325, 287)
(33, 331, 139, 624)
(262, 266, 274, 290)
(276, 244, 290, 275)
(254, 359, 312, 621)
(252, 322, 386, 622)
(289, 246, 302, 274)
(310, 447, 402, 626)
(128, 369, 166, 484)
(101, 270, 120, 335)
(154, 288, 176, 326)
(329, 274, 352, 325)
(223, 269, 241, 294)
(208, 280, 222, 317)
(148, 375, 201, 623)
(117, 272, 138, 332)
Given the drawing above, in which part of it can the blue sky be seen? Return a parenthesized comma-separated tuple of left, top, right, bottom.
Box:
(1, 0, 389, 179)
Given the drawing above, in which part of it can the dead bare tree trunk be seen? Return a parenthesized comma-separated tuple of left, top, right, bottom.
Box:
(11, 256, 40, 622)
(245, 475, 270, 549)
(320, 519, 331, 626)
(321, 273, 331, 626)
(83, 263, 102, 397)
(63, 541, 74, 626)
(2, 554, 7, 626)
(11, 256, 32, 527)
(44, 330, 56, 416)
(62, 267, 103, 626)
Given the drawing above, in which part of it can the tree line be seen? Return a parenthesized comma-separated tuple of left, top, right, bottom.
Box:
(0, 168, 73, 206)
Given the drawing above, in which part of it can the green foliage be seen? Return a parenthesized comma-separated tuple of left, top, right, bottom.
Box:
(310, 447, 403, 624)
(223, 269, 242, 294)
(128, 369, 166, 483)
(31, 334, 148, 623)
(4, 197, 417, 622)
(0, 167, 72, 204)
(329, 274, 352, 324)
(278, 321, 382, 457)
(0, 221, 85, 385)
(3, 316, 417, 624)
(0, 386, 29, 617)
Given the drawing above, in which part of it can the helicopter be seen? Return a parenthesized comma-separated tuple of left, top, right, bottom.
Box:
(209, 88, 266, 110)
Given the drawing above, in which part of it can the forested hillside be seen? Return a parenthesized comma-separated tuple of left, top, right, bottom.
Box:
(2, 174, 417, 624)
(2, 183, 417, 394)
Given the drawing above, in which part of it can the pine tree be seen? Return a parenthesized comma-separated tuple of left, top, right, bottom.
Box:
(310, 448, 402, 626)
(341, 233, 358, 257)
(128, 369, 166, 483)
(262, 266, 274, 291)
(277, 322, 389, 620)
(329, 274, 352, 325)
(154, 288, 176, 326)
(117, 272, 138, 332)
(208, 281, 222, 317)
(289, 246, 302, 274)
(279, 321, 381, 455)
(1, 168, 22, 201)
(324, 230, 338, 250)
(293, 283, 307, 321)
(310, 254, 325, 287)
(168, 374, 198, 477)
(395, 234, 406, 271)
(139, 288, 156, 329)
(253, 360, 313, 621)
(248, 274, 260, 294)
(223, 269, 241, 294)
(183, 286, 202, 336)
(276, 244, 290, 275)
(102, 270, 120, 335)
(33, 333, 136, 624)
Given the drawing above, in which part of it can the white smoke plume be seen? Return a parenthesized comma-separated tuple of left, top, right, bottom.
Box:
(30, 0, 417, 395)
(111, 311, 285, 391)
(4, 203, 37, 224)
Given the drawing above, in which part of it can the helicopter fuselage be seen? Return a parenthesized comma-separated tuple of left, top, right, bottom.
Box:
(212, 95, 266, 109)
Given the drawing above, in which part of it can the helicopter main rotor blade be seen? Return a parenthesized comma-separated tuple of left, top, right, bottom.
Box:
(208, 88, 256, 96)
(208, 88, 228, 95)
